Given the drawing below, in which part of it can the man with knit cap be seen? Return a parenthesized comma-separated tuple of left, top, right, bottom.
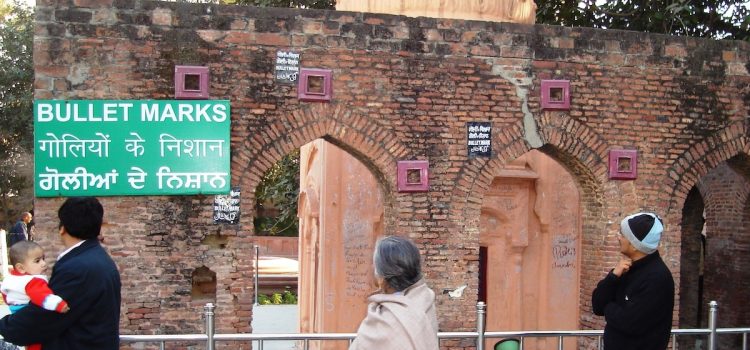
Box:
(592, 212, 675, 350)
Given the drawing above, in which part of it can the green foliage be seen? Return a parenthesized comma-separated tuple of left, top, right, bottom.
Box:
(0, 1, 12, 17)
(0, 0, 33, 150)
(281, 290, 297, 304)
(536, 0, 750, 41)
(254, 150, 300, 236)
(221, 0, 335, 10)
(536, 0, 598, 29)
(257, 290, 298, 305)
(0, 0, 34, 224)
(258, 293, 272, 305)
(270, 292, 283, 304)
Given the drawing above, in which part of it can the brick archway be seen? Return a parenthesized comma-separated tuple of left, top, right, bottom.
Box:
(447, 122, 530, 218)
(665, 121, 749, 216)
(229, 104, 410, 334)
(233, 103, 410, 233)
(674, 125, 750, 346)
(453, 116, 609, 229)
(694, 161, 750, 347)
(449, 116, 608, 330)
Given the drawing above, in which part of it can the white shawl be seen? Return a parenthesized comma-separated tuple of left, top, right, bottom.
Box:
(349, 280, 439, 350)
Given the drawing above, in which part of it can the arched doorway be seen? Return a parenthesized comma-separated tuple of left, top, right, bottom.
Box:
(680, 157, 750, 349)
(679, 187, 705, 330)
(298, 139, 384, 350)
(479, 150, 581, 350)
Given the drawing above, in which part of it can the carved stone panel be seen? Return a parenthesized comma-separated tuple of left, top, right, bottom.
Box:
(480, 150, 580, 350)
(298, 139, 383, 350)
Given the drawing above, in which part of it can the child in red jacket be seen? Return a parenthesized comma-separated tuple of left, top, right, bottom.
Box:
(1, 240, 69, 350)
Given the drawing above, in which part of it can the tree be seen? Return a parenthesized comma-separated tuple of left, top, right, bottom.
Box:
(254, 150, 300, 236)
(536, 0, 750, 41)
(0, 0, 34, 227)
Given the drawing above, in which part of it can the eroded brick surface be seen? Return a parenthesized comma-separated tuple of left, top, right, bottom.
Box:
(33, 1, 749, 347)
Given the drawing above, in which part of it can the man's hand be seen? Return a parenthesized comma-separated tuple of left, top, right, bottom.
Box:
(613, 257, 632, 277)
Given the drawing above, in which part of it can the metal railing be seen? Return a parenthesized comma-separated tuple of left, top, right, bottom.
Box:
(119, 301, 750, 350)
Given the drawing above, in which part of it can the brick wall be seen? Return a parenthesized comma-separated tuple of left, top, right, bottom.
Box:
(32, 0, 750, 346)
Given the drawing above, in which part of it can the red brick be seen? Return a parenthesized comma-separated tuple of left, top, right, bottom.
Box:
(32, 1, 750, 346)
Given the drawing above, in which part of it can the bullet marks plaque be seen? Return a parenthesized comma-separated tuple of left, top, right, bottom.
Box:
(214, 187, 240, 224)
(467, 122, 491, 157)
(275, 51, 300, 84)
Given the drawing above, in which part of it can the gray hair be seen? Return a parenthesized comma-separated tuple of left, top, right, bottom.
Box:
(373, 236, 423, 292)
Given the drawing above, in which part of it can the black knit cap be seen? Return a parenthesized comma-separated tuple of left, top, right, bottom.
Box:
(627, 214, 656, 241)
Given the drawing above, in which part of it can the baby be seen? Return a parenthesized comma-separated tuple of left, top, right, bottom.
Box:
(1, 241, 69, 350)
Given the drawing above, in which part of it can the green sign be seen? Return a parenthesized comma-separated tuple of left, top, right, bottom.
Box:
(34, 100, 231, 197)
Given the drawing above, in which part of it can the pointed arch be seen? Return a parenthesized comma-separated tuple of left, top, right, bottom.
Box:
(665, 121, 749, 215)
(447, 122, 530, 220)
(679, 157, 750, 348)
(232, 103, 410, 233)
(536, 114, 611, 181)
(450, 116, 609, 226)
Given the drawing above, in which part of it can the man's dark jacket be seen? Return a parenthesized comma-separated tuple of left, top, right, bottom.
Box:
(592, 251, 674, 350)
(0, 239, 121, 349)
(8, 221, 27, 246)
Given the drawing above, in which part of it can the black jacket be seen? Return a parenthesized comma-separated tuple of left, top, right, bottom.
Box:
(0, 239, 121, 349)
(592, 251, 674, 350)
(8, 221, 27, 246)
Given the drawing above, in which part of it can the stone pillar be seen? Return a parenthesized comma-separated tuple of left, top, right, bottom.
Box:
(336, 0, 537, 24)
(298, 140, 384, 350)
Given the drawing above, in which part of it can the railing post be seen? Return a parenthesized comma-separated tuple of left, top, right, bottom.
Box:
(205, 303, 215, 350)
(254, 245, 260, 306)
(477, 302, 486, 350)
(708, 300, 718, 350)
(0, 230, 8, 280)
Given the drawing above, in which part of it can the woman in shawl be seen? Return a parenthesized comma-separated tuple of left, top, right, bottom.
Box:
(349, 236, 439, 350)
